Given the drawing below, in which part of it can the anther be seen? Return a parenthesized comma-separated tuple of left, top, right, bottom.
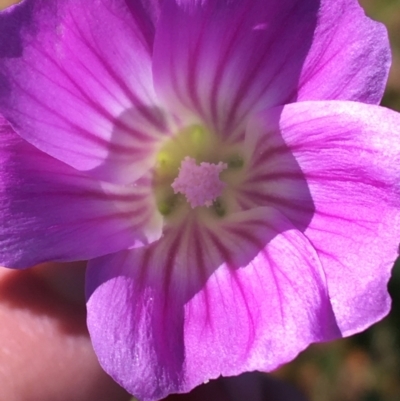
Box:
(171, 157, 227, 208)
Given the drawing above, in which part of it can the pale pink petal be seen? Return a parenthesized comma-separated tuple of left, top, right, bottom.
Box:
(297, 0, 390, 104)
(86, 208, 339, 401)
(152, 0, 389, 139)
(0, 0, 168, 183)
(245, 101, 400, 335)
(0, 117, 162, 268)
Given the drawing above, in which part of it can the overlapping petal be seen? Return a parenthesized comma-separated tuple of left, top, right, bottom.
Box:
(152, 0, 389, 139)
(0, 0, 168, 183)
(86, 207, 339, 401)
(297, 0, 390, 104)
(245, 101, 400, 335)
(0, 117, 162, 268)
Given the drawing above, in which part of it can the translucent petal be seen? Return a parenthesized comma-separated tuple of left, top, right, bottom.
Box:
(0, 0, 169, 183)
(0, 117, 162, 267)
(245, 100, 400, 335)
(86, 207, 338, 401)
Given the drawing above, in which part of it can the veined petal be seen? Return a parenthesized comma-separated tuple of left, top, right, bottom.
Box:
(86, 207, 339, 401)
(297, 0, 390, 104)
(152, 0, 388, 139)
(153, 0, 319, 137)
(245, 101, 400, 335)
(0, 0, 167, 184)
(0, 117, 162, 268)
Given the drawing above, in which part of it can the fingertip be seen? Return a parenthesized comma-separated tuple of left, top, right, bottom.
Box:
(0, 264, 131, 401)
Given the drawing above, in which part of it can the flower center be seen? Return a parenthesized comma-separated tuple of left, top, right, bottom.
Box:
(171, 157, 227, 208)
(152, 124, 245, 218)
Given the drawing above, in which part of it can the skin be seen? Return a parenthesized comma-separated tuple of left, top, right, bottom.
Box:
(0, 263, 132, 401)
(0, 0, 16, 9)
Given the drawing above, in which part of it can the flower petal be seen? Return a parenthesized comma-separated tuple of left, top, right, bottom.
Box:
(0, 0, 167, 184)
(152, 0, 388, 138)
(245, 101, 400, 336)
(0, 117, 162, 268)
(86, 207, 339, 401)
(297, 0, 390, 104)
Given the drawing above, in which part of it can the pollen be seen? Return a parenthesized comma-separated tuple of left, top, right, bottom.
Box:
(171, 157, 227, 208)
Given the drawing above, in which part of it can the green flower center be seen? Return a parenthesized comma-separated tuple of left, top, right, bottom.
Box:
(152, 124, 245, 219)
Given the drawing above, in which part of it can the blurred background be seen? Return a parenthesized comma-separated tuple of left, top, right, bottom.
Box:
(0, 0, 399, 400)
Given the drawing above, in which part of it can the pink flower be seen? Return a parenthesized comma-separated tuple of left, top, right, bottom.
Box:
(0, 0, 399, 400)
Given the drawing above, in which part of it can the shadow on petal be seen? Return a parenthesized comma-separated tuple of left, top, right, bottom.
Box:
(88, 104, 172, 184)
(0, 0, 34, 58)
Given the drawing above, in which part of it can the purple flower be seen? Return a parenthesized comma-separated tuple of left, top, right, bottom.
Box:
(0, 0, 399, 400)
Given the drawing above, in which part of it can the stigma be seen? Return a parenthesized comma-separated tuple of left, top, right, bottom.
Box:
(171, 157, 227, 208)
